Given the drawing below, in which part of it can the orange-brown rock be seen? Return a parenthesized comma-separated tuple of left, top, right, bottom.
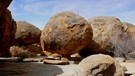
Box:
(0, 9, 16, 56)
(0, 0, 16, 57)
(0, 0, 12, 15)
(79, 16, 125, 57)
(40, 11, 93, 57)
(15, 21, 41, 45)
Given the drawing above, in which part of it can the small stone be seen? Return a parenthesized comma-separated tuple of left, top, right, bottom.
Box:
(125, 70, 135, 75)
(56, 73, 74, 76)
(23, 57, 45, 62)
(120, 63, 135, 75)
(114, 57, 125, 62)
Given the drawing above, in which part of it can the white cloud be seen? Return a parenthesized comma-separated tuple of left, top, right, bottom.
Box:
(9, 0, 135, 17)
(8, 0, 135, 27)
(23, 1, 52, 16)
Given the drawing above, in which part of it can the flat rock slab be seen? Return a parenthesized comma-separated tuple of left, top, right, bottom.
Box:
(43, 59, 69, 65)
(0, 62, 78, 76)
(23, 56, 45, 62)
(131, 74, 135, 76)
(120, 63, 135, 74)
(0, 57, 23, 62)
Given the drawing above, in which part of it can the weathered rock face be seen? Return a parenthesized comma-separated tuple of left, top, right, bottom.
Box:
(111, 22, 135, 58)
(78, 54, 125, 76)
(40, 11, 93, 57)
(0, 0, 12, 15)
(79, 16, 124, 57)
(89, 16, 124, 53)
(0, 9, 16, 56)
(15, 21, 41, 45)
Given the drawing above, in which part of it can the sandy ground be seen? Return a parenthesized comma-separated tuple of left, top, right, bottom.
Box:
(0, 61, 78, 76)
(1, 57, 135, 76)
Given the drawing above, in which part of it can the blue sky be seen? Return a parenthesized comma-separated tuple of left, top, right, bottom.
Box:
(8, 0, 135, 30)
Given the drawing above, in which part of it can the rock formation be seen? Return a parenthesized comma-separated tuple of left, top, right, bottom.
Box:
(15, 21, 41, 45)
(40, 11, 93, 58)
(79, 16, 125, 57)
(10, 21, 43, 57)
(0, 0, 12, 15)
(111, 22, 135, 58)
(78, 54, 125, 76)
(0, 0, 17, 56)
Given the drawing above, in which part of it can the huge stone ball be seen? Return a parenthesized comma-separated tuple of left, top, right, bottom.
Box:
(79, 16, 125, 57)
(88, 16, 124, 53)
(40, 11, 93, 57)
(15, 21, 41, 45)
(111, 22, 135, 58)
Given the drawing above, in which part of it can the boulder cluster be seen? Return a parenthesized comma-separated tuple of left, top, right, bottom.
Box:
(1, 0, 135, 59)
(10, 21, 43, 58)
(1, 0, 135, 75)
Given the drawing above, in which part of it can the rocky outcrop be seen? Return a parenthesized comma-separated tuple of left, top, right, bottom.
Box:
(0, 0, 12, 15)
(78, 54, 125, 76)
(40, 11, 93, 58)
(0, 0, 17, 56)
(79, 16, 125, 57)
(15, 21, 41, 45)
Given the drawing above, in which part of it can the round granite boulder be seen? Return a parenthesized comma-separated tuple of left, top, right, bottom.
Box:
(79, 16, 125, 57)
(15, 21, 41, 45)
(111, 22, 135, 58)
(88, 16, 124, 53)
(40, 11, 93, 57)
